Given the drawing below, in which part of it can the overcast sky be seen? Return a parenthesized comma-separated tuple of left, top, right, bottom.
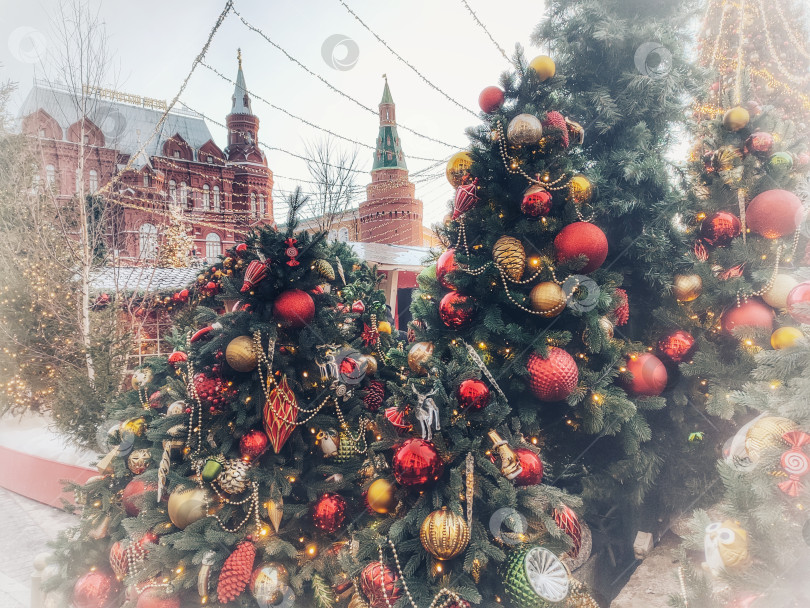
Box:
(1, 0, 544, 227)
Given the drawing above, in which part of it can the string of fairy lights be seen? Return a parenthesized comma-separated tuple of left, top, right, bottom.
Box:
(457, 0, 513, 65)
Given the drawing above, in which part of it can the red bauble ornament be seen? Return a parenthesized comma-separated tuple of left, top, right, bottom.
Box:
(622, 353, 668, 396)
(167, 351, 187, 367)
(122, 479, 155, 517)
(136, 588, 180, 608)
(553, 505, 583, 558)
(457, 378, 490, 411)
(657, 330, 696, 364)
(453, 178, 479, 219)
(312, 492, 347, 533)
(700, 211, 741, 246)
(721, 299, 775, 335)
(273, 289, 315, 328)
(148, 390, 163, 410)
(109, 532, 157, 579)
(744, 131, 774, 155)
(478, 86, 505, 114)
(360, 562, 402, 608)
(746, 189, 803, 239)
(72, 570, 118, 608)
(436, 248, 460, 290)
(526, 348, 579, 402)
(521, 185, 553, 218)
(392, 438, 444, 488)
(193, 372, 225, 408)
(235, 243, 248, 255)
(439, 292, 475, 329)
(178, 288, 190, 301)
(513, 448, 543, 486)
(239, 429, 269, 461)
(554, 222, 608, 273)
(787, 282, 810, 324)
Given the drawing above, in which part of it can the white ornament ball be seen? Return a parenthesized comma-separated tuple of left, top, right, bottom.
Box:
(762, 274, 799, 310)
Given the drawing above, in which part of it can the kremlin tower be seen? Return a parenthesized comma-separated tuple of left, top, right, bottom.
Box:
(359, 78, 424, 246)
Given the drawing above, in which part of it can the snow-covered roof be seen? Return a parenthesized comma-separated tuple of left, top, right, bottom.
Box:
(18, 83, 214, 166)
(90, 266, 199, 295)
(347, 241, 431, 270)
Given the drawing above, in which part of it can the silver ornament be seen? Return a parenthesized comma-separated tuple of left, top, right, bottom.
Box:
(217, 459, 250, 494)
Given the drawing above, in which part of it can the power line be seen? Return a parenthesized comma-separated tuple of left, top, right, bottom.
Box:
(230, 3, 461, 149)
(458, 0, 512, 65)
(336, 0, 478, 118)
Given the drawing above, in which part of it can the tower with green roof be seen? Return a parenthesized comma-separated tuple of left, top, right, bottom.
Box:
(359, 77, 424, 246)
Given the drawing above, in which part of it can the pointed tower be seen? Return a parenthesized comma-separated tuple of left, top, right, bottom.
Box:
(225, 49, 274, 227)
(359, 78, 423, 246)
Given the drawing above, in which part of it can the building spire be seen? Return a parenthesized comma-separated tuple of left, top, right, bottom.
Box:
(380, 74, 394, 106)
(231, 48, 252, 116)
(372, 77, 406, 172)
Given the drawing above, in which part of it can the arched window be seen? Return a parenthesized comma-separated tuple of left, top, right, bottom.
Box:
(89, 170, 98, 194)
(205, 233, 221, 263)
(139, 223, 158, 260)
(180, 182, 188, 205)
(202, 184, 210, 210)
(250, 193, 257, 217)
(213, 186, 221, 211)
(259, 194, 266, 217)
(168, 180, 176, 201)
(338, 227, 349, 243)
(45, 165, 55, 187)
(328, 229, 337, 242)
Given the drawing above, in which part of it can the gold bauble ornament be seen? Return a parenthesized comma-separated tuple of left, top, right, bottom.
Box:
(131, 368, 153, 390)
(529, 282, 567, 317)
(225, 335, 258, 373)
(249, 562, 290, 606)
(567, 174, 593, 205)
(599, 316, 614, 340)
(493, 236, 526, 281)
(529, 55, 556, 81)
(673, 274, 702, 302)
(762, 274, 799, 310)
(377, 321, 392, 334)
(408, 341, 435, 374)
(360, 354, 378, 376)
(167, 487, 210, 529)
(367, 478, 397, 514)
(723, 106, 750, 131)
(771, 327, 803, 350)
(120, 417, 147, 436)
(312, 259, 335, 281)
(127, 449, 152, 475)
(446, 151, 473, 188)
(745, 416, 797, 462)
(507, 113, 544, 148)
(419, 507, 470, 560)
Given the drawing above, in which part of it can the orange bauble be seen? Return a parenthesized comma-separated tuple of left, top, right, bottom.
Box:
(721, 299, 774, 335)
(622, 353, 668, 396)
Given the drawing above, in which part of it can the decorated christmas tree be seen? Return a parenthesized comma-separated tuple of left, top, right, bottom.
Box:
(43, 194, 398, 608)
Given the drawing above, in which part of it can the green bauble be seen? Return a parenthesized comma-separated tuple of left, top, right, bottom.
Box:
(503, 545, 570, 608)
(769, 152, 794, 175)
(201, 456, 224, 482)
(334, 431, 358, 464)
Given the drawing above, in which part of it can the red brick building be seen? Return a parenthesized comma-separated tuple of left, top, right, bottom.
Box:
(18, 53, 272, 264)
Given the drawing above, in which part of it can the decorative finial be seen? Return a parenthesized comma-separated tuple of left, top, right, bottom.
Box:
(382, 73, 387, 81)
(237, 48, 242, 69)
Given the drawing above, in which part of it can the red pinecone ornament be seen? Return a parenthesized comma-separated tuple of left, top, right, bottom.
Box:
(612, 288, 629, 326)
(364, 381, 385, 412)
(526, 348, 579, 402)
(217, 541, 256, 604)
(542, 110, 569, 148)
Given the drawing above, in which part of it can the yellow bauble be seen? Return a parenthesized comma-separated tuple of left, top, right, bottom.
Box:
(167, 487, 210, 529)
(723, 106, 750, 131)
(762, 274, 799, 310)
(529, 282, 567, 317)
(225, 335, 258, 373)
(493, 236, 526, 281)
(568, 174, 593, 205)
(367, 478, 397, 514)
(771, 327, 803, 350)
(408, 341, 435, 374)
(120, 416, 147, 436)
(360, 354, 378, 376)
(673, 274, 703, 302)
(745, 416, 797, 463)
(446, 151, 473, 188)
(529, 55, 556, 81)
(420, 507, 470, 560)
(377, 321, 392, 334)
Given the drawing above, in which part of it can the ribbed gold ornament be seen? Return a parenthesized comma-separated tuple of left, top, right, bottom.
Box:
(348, 592, 370, 608)
(312, 259, 336, 281)
(529, 282, 567, 317)
(420, 507, 470, 560)
(225, 336, 258, 373)
(408, 341, 435, 374)
(745, 416, 797, 462)
(493, 236, 526, 281)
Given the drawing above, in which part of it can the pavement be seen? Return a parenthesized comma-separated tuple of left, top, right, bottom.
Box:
(0, 488, 77, 608)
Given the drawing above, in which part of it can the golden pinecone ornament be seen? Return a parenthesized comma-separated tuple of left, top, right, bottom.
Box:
(566, 579, 600, 608)
(493, 236, 526, 281)
(313, 259, 335, 281)
(529, 282, 567, 317)
(218, 459, 250, 494)
(420, 507, 470, 560)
